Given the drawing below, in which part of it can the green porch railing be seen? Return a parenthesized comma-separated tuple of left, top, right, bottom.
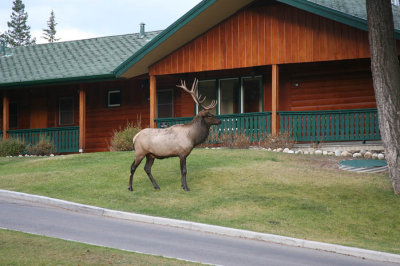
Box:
(7, 126, 79, 153)
(155, 112, 272, 143)
(278, 109, 381, 142)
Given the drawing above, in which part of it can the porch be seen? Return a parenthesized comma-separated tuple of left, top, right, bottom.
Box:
(1, 126, 79, 153)
(155, 108, 380, 144)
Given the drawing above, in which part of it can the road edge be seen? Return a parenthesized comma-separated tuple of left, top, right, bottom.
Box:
(1, 189, 399, 264)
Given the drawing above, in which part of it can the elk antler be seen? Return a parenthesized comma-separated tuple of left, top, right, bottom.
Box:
(176, 78, 217, 110)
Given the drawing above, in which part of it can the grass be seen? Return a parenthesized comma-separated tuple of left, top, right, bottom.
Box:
(0, 149, 399, 254)
(0, 229, 197, 265)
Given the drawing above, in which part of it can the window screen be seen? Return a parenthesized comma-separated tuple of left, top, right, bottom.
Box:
(59, 98, 74, 125)
(9, 102, 18, 128)
(157, 90, 173, 118)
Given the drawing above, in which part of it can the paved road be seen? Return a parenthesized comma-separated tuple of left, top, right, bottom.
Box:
(0, 197, 395, 266)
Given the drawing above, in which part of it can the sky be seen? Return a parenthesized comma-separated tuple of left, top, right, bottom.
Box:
(0, 0, 202, 44)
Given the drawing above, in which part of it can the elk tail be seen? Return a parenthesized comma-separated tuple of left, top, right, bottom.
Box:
(132, 131, 142, 151)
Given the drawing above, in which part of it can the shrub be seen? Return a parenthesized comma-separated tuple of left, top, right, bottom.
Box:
(259, 131, 295, 149)
(220, 132, 250, 149)
(0, 138, 26, 156)
(197, 128, 220, 148)
(26, 137, 56, 156)
(110, 122, 141, 151)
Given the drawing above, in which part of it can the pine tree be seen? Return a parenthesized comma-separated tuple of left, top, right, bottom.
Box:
(3, 0, 36, 47)
(42, 10, 60, 43)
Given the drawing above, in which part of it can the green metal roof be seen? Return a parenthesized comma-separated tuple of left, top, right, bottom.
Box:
(0, 30, 161, 88)
(277, 0, 400, 38)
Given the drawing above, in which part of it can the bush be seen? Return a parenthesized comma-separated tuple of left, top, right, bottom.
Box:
(220, 132, 250, 149)
(110, 122, 141, 151)
(26, 137, 56, 156)
(259, 131, 295, 149)
(0, 138, 25, 156)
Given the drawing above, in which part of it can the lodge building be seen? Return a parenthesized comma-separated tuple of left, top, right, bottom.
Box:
(1, 0, 399, 153)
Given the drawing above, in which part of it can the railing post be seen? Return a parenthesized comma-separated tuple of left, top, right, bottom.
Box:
(79, 87, 86, 152)
(271, 64, 279, 135)
(150, 75, 157, 128)
(2, 91, 9, 140)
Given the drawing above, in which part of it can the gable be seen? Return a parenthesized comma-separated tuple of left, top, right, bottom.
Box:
(150, 2, 374, 76)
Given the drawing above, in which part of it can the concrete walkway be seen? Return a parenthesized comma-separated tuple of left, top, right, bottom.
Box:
(1, 189, 399, 264)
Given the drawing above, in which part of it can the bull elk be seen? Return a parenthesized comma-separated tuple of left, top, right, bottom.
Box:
(128, 78, 221, 191)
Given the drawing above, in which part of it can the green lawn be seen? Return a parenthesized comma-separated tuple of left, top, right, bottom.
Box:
(0, 229, 197, 265)
(1, 149, 399, 254)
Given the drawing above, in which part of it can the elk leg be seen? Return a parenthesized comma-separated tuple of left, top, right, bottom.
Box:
(144, 155, 160, 190)
(129, 155, 144, 191)
(180, 156, 189, 191)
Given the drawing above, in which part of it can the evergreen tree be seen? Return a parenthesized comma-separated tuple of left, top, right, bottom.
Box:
(3, 0, 36, 47)
(42, 10, 60, 43)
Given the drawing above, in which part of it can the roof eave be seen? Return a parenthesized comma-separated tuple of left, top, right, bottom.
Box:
(276, 0, 400, 39)
(0, 73, 117, 90)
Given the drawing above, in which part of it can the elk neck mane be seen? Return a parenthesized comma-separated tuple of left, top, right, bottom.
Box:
(183, 114, 211, 146)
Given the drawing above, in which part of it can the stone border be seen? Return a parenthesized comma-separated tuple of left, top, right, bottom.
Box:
(1, 189, 399, 264)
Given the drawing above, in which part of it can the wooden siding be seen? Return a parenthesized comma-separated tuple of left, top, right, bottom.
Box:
(150, 2, 373, 76)
(160, 60, 376, 118)
(85, 79, 150, 152)
(3, 86, 79, 131)
(279, 60, 376, 111)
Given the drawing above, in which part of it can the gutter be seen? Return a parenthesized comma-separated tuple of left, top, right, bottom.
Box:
(0, 73, 117, 90)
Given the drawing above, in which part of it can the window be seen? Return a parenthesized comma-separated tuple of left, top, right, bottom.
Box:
(157, 90, 173, 118)
(107, 90, 121, 107)
(197, 80, 217, 115)
(392, 0, 399, 6)
(219, 78, 239, 114)
(9, 102, 18, 128)
(59, 97, 74, 125)
(242, 76, 263, 113)
(195, 77, 263, 115)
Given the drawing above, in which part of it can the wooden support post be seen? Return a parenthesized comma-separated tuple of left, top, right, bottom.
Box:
(79, 87, 86, 152)
(2, 92, 9, 140)
(271, 64, 279, 135)
(149, 75, 157, 128)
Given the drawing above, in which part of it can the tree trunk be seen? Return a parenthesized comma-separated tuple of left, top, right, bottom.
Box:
(366, 0, 400, 194)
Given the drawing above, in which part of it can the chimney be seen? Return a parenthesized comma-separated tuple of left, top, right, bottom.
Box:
(139, 22, 146, 38)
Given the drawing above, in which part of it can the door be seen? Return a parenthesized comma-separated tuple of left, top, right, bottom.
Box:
(30, 98, 48, 129)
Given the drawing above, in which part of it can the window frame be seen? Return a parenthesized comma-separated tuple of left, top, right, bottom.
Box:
(196, 79, 218, 114)
(59, 97, 74, 126)
(107, 90, 122, 108)
(241, 75, 264, 113)
(218, 77, 240, 115)
(157, 89, 174, 118)
(9, 102, 18, 129)
(195, 76, 264, 115)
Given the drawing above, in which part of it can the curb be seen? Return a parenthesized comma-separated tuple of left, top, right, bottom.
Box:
(1, 189, 399, 264)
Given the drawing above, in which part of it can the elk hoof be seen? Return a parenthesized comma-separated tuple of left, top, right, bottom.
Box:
(128, 187, 133, 192)
(154, 186, 160, 190)
(183, 187, 190, 192)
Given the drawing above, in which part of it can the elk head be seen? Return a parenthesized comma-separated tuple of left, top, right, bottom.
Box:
(177, 78, 221, 126)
